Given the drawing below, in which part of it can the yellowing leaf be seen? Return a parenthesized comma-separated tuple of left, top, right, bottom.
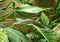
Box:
(0, 28, 9, 42)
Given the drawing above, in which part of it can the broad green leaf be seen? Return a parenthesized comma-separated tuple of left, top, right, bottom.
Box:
(41, 12, 49, 26)
(0, 28, 9, 42)
(16, 4, 50, 18)
(31, 24, 58, 42)
(0, 0, 4, 2)
(0, 24, 7, 28)
(16, 4, 49, 13)
(4, 27, 30, 42)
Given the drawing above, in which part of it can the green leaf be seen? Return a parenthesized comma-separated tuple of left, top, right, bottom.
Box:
(16, 0, 29, 4)
(55, 0, 60, 11)
(16, 18, 23, 22)
(16, 4, 48, 14)
(16, 4, 50, 18)
(41, 12, 49, 26)
(0, 0, 4, 2)
(38, 39, 46, 42)
(54, 0, 60, 19)
(31, 24, 58, 42)
(0, 28, 9, 42)
(4, 27, 30, 42)
(0, 24, 7, 28)
(16, 0, 32, 5)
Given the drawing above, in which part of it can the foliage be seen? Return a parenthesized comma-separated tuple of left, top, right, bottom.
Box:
(0, 25, 30, 42)
(31, 24, 58, 42)
(41, 12, 49, 26)
(0, 0, 4, 2)
(0, 0, 60, 42)
(0, 28, 9, 42)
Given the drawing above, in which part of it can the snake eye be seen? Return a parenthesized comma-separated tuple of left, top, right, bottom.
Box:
(0, 0, 5, 2)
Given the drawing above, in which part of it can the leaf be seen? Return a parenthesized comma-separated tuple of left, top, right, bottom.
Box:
(4, 27, 30, 42)
(16, 4, 51, 18)
(0, 28, 9, 42)
(38, 39, 46, 42)
(31, 24, 58, 42)
(0, 0, 4, 2)
(16, 4, 49, 14)
(55, 0, 60, 11)
(16, 0, 32, 5)
(0, 8, 4, 12)
(54, 0, 60, 18)
(16, 18, 23, 22)
(41, 12, 49, 26)
(16, 0, 29, 4)
(0, 24, 7, 28)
